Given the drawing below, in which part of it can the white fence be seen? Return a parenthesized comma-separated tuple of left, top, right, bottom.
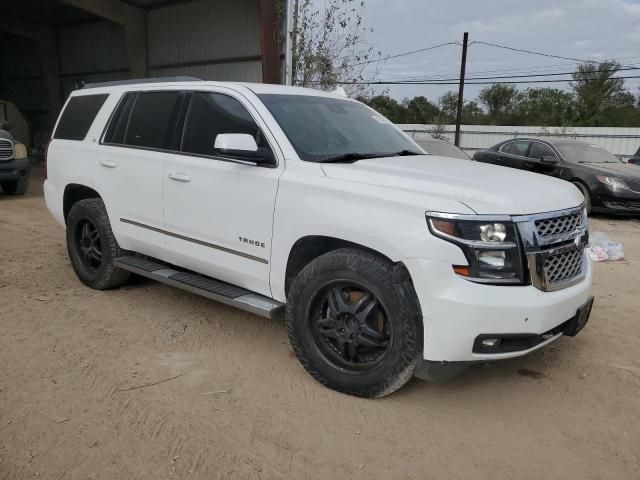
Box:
(399, 124, 640, 160)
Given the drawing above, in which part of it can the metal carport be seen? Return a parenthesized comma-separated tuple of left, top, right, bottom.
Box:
(0, 0, 285, 146)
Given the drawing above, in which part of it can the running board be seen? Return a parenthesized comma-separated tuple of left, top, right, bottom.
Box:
(113, 256, 284, 318)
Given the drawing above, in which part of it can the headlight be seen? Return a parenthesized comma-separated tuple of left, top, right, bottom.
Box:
(14, 143, 28, 160)
(427, 214, 525, 285)
(597, 175, 630, 191)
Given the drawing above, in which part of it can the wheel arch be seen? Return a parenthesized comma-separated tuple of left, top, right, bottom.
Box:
(63, 183, 102, 223)
(284, 235, 410, 298)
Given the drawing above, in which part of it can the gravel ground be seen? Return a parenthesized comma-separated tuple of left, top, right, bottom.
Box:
(1, 175, 639, 479)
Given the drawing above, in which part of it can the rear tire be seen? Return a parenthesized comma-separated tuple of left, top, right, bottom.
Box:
(286, 248, 422, 398)
(573, 181, 592, 214)
(66, 198, 130, 290)
(1, 178, 28, 195)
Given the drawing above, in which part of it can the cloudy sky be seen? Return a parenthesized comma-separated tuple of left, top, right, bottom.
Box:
(352, 0, 640, 102)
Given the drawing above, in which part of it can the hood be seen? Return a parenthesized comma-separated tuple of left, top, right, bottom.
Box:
(321, 155, 584, 215)
(577, 161, 640, 179)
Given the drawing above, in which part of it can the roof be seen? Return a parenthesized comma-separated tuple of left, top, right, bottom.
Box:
(500, 137, 590, 146)
(74, 78, 351, 100)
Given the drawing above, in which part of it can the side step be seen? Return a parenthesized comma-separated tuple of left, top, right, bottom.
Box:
(114, 256, 284, 318)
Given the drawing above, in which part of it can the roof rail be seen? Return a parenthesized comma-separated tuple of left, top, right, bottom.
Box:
(82, 76, 203, 89)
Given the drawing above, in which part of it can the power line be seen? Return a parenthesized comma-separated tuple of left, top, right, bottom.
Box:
(396, 59, 640, 82)
(350, 41, 459, 66)
(471, 40, 615, 65)
(379, 66, 640, 84)
(337, 75, 640, 86)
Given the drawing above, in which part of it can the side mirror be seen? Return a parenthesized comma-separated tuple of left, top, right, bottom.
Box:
(214, 133, 273, 165)
(540, 155, 559, 165)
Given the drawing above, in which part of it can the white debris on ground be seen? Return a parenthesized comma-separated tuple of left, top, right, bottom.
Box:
(586, 231, 624, 261)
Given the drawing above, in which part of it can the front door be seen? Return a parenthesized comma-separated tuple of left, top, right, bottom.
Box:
(162, 90, 282, 297)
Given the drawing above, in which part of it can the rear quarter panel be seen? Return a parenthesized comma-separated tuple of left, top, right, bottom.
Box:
(45, 90, 119, 226)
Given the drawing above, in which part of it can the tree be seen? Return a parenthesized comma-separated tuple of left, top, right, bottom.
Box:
(514, 88, 575, 126)
(462, 100, 485, 124)
(403, 96, 439, 124)
(291, 0, 379, 96)
(438, 91, 458, 122)
(359, 95, 407, 123)
(478, 84, 518, 123)
(571, 61, 626, 126)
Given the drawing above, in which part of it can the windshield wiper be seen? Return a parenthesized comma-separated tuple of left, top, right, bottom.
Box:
(388, 149, 422, 156)
(316, 153, 378, 163)
(317, 150, 422, 163)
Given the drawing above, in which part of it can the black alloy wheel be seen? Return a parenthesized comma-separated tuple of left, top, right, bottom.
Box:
(310, 281, 391, 371)
(75, 218, 103, 271)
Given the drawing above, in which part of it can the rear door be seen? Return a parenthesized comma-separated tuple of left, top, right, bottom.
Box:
(494, 140, 531, 171)
(162, 89, 283, 297)
(95, 90, 184, 259)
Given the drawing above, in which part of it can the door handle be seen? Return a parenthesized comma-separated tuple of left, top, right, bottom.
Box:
(100, 159, 117, 168)
(169, 172, 191, 183)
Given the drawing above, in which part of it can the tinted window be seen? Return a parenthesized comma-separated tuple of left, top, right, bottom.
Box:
(104, 93, 135, 144)
(506, 141, 530, 157)
(125, 92, 182, 149)
(529, 142, 556, 159)
(555, 142, 619, 163)
(54, 94, 108, 140)
(258, 94, 418, 162)
(499, 142, 512, 153)
(181, 93, 260, 156)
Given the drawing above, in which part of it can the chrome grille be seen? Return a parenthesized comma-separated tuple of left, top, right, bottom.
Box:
(515, 205, 588, 292)
(534, 211, 582, 238)
(544, 248, 584, 284)
(0, 139, 13, 160)
(625, 179, 640, 193)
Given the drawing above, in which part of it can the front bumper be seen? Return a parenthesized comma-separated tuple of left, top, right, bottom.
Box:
(592, 183, 640, 213)
(405, 257, 593, 362)
(0, 158, 30, 181)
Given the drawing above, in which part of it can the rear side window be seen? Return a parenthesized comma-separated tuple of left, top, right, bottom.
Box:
(529, 142, 556, 159)
(104, 93, 135, 144)
(181, 92, 260, 156)
(124, 92, 182, 149)
(506, 141, 531, 157)
(53, 94, 108, 140)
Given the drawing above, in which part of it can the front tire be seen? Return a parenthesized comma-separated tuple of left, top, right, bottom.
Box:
(66, 198, 130, 290)
(1, 178, 28, 195)
(286, 248, 422, 398)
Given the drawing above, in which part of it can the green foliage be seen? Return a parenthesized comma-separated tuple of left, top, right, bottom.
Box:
(478, 84, 518, 123)
(359, 60, 640, 127)
(513, 88, 575, 126)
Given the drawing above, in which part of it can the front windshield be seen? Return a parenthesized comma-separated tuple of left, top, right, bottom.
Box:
(555, 142, 619, 163)
(416, 140, 470, 160)
(258, 94, 421, 162)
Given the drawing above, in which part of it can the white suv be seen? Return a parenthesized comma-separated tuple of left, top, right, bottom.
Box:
(44, 78, 593, 397)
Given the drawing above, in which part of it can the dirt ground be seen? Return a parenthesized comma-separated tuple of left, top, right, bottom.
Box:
(1, 174, 639, 480)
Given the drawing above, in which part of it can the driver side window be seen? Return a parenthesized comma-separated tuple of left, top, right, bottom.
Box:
(181, 92, 267, 157)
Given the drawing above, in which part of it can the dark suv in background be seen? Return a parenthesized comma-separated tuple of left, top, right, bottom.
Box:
(473, 138, 640, 214)
(629, 147, 640, 166)
(0, 122, 30, 195)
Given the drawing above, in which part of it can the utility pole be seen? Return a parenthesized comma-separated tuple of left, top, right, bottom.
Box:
(290, 0, 299, 86)
(454, 32, 468, 147)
